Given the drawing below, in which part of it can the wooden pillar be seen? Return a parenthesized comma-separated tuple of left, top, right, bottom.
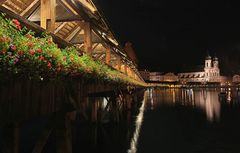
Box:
(125, 65, 128, 75)
(105, 47, 111, 65)
(40, 0, 55, 31)
(13, 123, 20, 153)
(65, 113, 73, 153)
(116, 56, 121, 71)
(56, 114, 73, 153)
(84, 22, 92, 55)
(91, 99, 98, 122)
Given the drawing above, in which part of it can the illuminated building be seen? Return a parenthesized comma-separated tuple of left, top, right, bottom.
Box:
(178, 54, 227, 84)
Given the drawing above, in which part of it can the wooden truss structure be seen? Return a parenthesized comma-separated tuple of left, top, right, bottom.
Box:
(0, 0, 143, 82)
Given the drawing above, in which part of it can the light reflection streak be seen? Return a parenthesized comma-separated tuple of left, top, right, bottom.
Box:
(127, 92, 146, 153)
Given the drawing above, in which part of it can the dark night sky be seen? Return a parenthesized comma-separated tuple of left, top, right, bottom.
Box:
(96, 0, 240, 75)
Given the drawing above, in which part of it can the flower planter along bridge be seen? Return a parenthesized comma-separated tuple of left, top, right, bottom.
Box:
(0, 0, 145, 153)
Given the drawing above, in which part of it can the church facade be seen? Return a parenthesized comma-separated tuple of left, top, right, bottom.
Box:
(178, 55, 226, 84)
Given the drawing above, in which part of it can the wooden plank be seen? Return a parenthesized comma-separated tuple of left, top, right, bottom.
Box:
(0, 0, 7, 5)
(66, 26, 82, 42)
(49, 0, 56, 31)
(20, 0, 40, 17)
(58, 0, 78, 15)
(92, 43, 99, 51)
(13, 123, 20, 153)
(2, 3, 19, 14)
(40, 0, 48, 29)
(54, 22, 67, 34)
(78, 0, 96, 13)
(40, 0, 55, 31)
(83, 22, 92, 55)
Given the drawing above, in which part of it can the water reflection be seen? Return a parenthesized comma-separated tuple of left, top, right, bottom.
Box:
(127, 92, 146, 153)
(146, 88, 240, 122)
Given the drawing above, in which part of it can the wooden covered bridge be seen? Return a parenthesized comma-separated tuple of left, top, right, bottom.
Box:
(0, 0, 142, 80)
(0, 0, 146, 153)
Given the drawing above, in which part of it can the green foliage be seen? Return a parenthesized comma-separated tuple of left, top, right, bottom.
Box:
(0, 14, 145, 86)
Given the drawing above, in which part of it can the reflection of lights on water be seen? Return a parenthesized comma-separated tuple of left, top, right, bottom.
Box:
(227, 90, 231, 103)
(199, 89, 220, 122)
(172, 89, 176, 103)
(127, 92, 146, 153)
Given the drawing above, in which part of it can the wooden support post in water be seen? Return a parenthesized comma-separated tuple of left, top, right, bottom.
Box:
(65, 113, 73, 153)
(56, 113, 73, 153)
(84, 22, 92, 55)
(91, 99, 98, 122)
(13, 123, 20, 153)
(40, 0, 56, 31)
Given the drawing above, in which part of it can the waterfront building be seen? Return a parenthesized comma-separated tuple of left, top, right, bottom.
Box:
(178, 54, 227, 84)
(139, 71, 178, 83)
(150, 72, 178, 82)
(141, 54, 228, 84)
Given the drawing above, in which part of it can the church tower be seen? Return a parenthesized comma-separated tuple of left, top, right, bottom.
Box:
(205, 54, 212, 68)
(213, 56, 218, 68)
(212, 56, 220, 76)
(204, 54, 212, 81)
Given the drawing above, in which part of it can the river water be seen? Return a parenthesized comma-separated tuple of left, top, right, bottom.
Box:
(5, 88, 239, 153)
(134, 88, 240, 153)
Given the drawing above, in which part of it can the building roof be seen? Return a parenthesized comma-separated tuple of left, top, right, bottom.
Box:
(205, 55, 211, 60)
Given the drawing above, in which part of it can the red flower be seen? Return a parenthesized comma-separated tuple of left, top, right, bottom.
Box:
(17, 51, 23, 56)
(0, 37, 6, 43)
(26, 34, 32, 39)
(57, 67, 61, 72)
(48, 40, 52, 45)
(14, 58, 19, 64)
(10, 45, 16, 51)
(39, 55, 44, 61)
(0, 49, 6, 54)
(27, 42, 33, 48)
(12, 19, 21, 30)
(36, 49, 42, 53)
(47, 62, 51, 70)
(28, 50, 35, 55)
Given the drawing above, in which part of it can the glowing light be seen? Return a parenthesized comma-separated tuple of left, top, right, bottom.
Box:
(127, 92, 146, 153)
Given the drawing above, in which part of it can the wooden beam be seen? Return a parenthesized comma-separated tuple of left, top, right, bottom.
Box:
(116, 55, 121, 71)
(105, 47, 111, 65)
(92, 43, 99, 51)
(0, 0, 7, 5)
(84, 22, 92, 55)
(78, 0, 96, 13)
(49, 0, 56, 31)
(20, 0, 40, 17)
(65, 26, 82, 42)
(124, 65, 128, 75)
(13, 123, 20, 153)
(40, 0, 56, 31)
(40, 0, 48, 29)
(58, 0, 78, 15)
(55, 15, 82, 22)
(54, 22, 67, 34)
(1, 3, 19, 14)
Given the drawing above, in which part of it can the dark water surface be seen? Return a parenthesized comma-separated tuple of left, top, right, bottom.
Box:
(1, 88, 240, 153)
(136, 88, 240, 153)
